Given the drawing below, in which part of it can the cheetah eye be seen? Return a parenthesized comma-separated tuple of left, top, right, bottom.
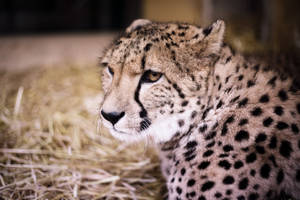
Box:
(100, 62, 114, 76)
(107, 66, 114, 76)
(141, 70, 162, 83)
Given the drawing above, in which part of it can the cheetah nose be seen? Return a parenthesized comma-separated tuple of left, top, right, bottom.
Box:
(101, 110, 125, 126)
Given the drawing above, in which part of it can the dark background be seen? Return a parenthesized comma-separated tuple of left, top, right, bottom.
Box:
(0, 0, 141, 34)
(0, 0, 300, 57)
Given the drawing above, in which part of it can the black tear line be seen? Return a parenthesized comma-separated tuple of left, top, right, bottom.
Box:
(134, 78, 151, 131)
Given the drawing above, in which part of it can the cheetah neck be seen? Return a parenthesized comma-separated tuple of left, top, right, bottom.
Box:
(159, 45, 262, 151)
(202, 46, 249, 119)
(158, 46, 243, 149)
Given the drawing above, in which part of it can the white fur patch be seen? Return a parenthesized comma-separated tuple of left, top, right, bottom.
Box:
(101, 108, 193, 144)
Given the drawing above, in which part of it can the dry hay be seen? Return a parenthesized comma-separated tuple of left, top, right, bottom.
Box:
(0, 65, 164, 200)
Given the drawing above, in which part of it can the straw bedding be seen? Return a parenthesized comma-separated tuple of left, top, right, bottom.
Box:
(0, 65, 164, 200)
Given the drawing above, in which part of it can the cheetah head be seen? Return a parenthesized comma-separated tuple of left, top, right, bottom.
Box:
(100, 19, 225, 143)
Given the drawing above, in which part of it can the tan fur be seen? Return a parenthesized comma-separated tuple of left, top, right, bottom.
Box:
(100, 19, 300, 200)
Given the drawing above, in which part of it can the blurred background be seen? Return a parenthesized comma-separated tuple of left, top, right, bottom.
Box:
(1, 0, 300, 71)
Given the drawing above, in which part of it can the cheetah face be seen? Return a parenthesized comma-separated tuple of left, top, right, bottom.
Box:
(100, 19, 225, 143)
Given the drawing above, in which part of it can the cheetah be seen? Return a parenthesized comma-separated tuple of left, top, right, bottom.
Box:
(100, 19, 300, 200)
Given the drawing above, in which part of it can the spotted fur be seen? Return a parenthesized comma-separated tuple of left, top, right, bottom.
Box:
(100, 19, 300, 200)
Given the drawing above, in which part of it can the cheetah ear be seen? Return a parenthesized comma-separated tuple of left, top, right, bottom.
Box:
(126, 19, 152, 33)
(202, 20, 225, 54)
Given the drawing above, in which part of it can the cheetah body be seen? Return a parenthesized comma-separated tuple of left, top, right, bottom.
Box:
(100, 19, 300, 200)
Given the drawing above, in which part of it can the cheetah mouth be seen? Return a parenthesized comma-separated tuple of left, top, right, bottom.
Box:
(107, 126, 149, 142)
(112, 127, 129, 135)
(101, 119, 129, 134)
